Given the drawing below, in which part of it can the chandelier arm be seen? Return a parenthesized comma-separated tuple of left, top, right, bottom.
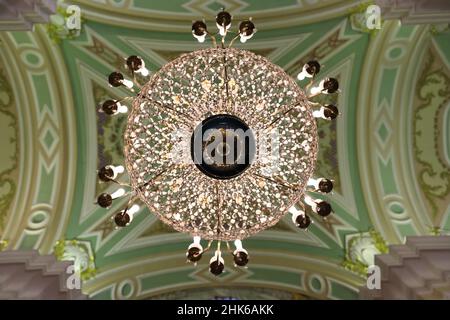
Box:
(308, 101, 320, 107)
(131, 73, 143, 90)
(263, 102, 304, 131)
(207, 31, 218, 48)
(252, 173, 300, 192)
(307, 91, 322, 99)
(121, 85, 135, 94)
(215, 182, 223, 236)
(124, 193, 139, 209)
(264, 107, 295, 130)
(261, 98, 306, 130)
(135, 164, 178, 191)
(221, 49, 231, 114)
(109, 178, 131, 188)
(116, 96, 134, 104)
(228, 34, 240, 48)
(114, 190, 133, 200)
(305, 77, 315, 91)
(220, 22, 226, 48)
(217, 240, 221, 253)
(151, 100, 196, 127)
(225, 241, 233, 253)
(203, 240, 214, 253)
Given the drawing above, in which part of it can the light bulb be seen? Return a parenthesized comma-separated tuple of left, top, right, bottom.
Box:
(193, 32, 206, 43)
(239, 33, 253, 43)
(192, 21, 207, 43)
(210, 250, 224, 265)
(238, 20, 255, 43)
(188, 236, 203, 251)
(217, 24, 230, 36)
(127, 204, 140, 221)
(310, 79, 325, 95)
(289, 205, 306, 224)
(297, 68, 308, 81)
(313, 107, 326, 119)
(113, 165, 125, 174)
(137, 66, 149, 76)
(234, 239, 243, 251)
(111, 188, 126, 199)
(216, 11, 231, 37)
(298, 60, 321, 81)
(117, 103, 128, 114)
(121, 79, 133, 89)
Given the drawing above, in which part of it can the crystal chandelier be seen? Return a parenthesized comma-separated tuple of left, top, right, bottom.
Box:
(97, 10, 340, 276)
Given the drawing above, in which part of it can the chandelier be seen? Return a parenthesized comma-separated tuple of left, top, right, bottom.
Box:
(96, 10, 339, 276)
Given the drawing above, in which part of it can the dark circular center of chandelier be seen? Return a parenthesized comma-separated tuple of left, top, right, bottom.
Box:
(191, 114, 255, 180)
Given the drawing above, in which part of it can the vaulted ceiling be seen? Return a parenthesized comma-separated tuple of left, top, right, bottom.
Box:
(0, 0, 449, 300)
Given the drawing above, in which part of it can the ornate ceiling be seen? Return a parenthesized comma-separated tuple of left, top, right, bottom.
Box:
(0, 0, 449, 300)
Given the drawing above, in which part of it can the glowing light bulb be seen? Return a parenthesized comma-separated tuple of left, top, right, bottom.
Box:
(111, 188, 126, 199)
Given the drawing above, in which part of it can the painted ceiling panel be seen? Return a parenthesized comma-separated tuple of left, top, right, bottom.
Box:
(0, 0, 449, 300)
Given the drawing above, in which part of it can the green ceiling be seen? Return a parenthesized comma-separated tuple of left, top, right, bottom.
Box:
(0, 0, 449, 300)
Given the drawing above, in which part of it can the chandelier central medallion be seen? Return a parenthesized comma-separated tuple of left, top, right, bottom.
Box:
(191, 113, 255, 180)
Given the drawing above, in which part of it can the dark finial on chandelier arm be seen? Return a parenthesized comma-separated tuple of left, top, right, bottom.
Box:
(95, 193, 112, 208)
(308, 77, 339, 98)
(290, 205, 312, 229)
(112, 193, 140, 229)
(216, 9, 232, 44)
(98, 165, 114, 182)
(95, 187, 128, 208)
(97, 165, 130, 187)
(307, 177, 334, 193)
(312, 104, 339, 120)
(304, 195, 333, 217)
(232, 239, 249, 267)
(113, 203, 140, 228)
(298, 60, 321, 82)
(209, 241, 225, 276)
(113, 206, 129, 228)
(108, 71, 135, 93)
(186, 236, 203, 263)
(236, 18, 256, 44)
(193, 20, 218, 47)
(125, 55, 149, 78)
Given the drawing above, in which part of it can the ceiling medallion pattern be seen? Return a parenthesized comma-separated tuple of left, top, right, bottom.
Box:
(96, 10, 340, 275)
